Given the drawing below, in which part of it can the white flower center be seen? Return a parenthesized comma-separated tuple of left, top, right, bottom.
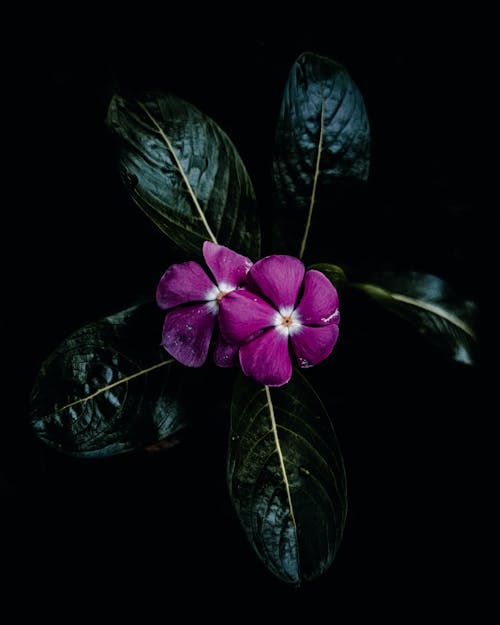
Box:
(216, 281, 234, 301)
(274, 307, 302, 337)
(205, 281, 236, 309)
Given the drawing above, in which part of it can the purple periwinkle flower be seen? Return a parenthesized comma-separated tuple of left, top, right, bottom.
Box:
(156, 241, 253, 367)
(218, 255, 340, 387)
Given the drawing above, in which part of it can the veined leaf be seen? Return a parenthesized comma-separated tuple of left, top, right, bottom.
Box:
(30, 303, 190, 458)
(106, 92, 260, 258)
(273, 52, 370, 259)
(350, 272, 479, 365)
(228, 372, 347, 584)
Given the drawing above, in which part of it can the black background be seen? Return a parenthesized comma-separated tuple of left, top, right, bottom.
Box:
(3, 24, 483, 619)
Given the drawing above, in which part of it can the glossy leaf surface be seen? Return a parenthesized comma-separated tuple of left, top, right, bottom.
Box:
(31, 304, 190, 457)
(273, 52, 370, 258)
(229, 373, 347, 584)
(351, 272, 479, 365)
(107, 93, 260, 258)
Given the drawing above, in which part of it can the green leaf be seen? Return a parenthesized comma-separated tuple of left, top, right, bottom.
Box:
(106, 92, 260, 259)
(30, 303, 190, 458)
(350, 272, 479, 365)
(273, 52, 370, 259)
(309, 262, 347, 287)
(228, 373, 347, 584)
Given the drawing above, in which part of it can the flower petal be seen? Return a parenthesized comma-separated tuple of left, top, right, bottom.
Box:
(290, 324, 339, 368)
(156, 261, 216, 310)
(218, 289, 276, 344)
(213, 334, 239, 368)
(239, 329, 292, 387)
(161, 302, 216, 367)
(248, 255, 305, 311)
(294, 269, 340, 326)
(203, 241, 253, 291)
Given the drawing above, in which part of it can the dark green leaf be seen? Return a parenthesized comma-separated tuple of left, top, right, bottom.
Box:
(273, 52, 370, 258)
(30, 303, 190, 458)
(106, 93, 260, 258)
(309, 262, 347, 288)
(350, 272, 479, 365)
(228, 373, 347, 584)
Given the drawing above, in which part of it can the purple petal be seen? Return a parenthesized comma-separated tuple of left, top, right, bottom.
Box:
(291, 324, 339, 369)
(161, 302, 216, 367)
(156, 261, 216, 310)
(248, 255, 305, 311)
(294, 269, 340, 326)
(218, 289, 276, 344)
(203, 241, 253, 291)
(239, 329, 292, 387)
(213, 334, 239, 368)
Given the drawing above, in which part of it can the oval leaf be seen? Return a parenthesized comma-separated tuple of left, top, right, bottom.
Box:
(350, 272, 479, 365)
(228, 373, 347, 584)
(30, 303, 190, 458)
(273, 52, 370, 258)
(309, 262, 348, 288)
(106, 92, 260, 258)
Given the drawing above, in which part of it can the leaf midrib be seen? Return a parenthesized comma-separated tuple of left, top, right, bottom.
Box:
(264, 385, 300, 574)
(137, 101, 218, 245)
(52, 359, 174, 415)
(299, 97, 324, 260)
(352, 283, 476, 339)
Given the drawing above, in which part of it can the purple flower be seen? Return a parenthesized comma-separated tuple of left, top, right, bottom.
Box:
(156, 242, 253, 367)
(218, 255, 340, 387)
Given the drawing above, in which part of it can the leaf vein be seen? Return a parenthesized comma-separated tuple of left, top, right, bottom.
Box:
(137, 102, 218, 244)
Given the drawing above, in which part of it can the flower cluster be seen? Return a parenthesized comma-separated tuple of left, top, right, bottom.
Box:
(156, 242, 340, 386)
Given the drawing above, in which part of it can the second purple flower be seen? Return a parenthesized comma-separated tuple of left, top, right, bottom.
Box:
(156, 242, 252, 367)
